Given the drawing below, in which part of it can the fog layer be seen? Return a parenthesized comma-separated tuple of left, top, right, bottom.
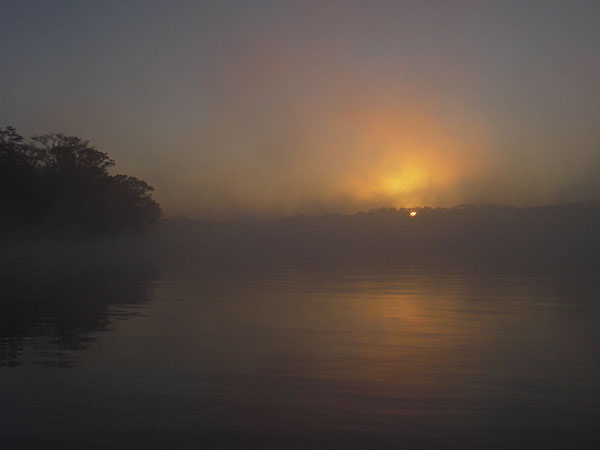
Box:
(2, 1, 600, 217)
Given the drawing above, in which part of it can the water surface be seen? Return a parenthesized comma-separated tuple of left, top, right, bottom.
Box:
(1, 266, 599, 449)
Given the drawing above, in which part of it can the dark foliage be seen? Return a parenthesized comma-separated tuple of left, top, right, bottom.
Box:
(0, 126, 160, 236)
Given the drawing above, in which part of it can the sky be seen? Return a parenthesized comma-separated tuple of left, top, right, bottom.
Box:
(2, 0, 600, 218)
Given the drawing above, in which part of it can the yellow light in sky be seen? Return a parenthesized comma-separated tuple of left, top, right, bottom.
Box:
(380, 169, 425, 195)
(409, 211, 417, 217)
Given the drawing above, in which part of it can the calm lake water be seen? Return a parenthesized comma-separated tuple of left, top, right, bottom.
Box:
(1, 265, 599, 449)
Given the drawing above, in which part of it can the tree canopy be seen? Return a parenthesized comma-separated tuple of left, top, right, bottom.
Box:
(1, 127, 160, 236)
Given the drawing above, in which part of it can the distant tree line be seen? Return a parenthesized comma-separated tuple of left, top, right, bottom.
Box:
(0, 126, 160, 236)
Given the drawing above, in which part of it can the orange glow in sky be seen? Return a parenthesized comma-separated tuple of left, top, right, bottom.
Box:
(6, 2, 599, 218)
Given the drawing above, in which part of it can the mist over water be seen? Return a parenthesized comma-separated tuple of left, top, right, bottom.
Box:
(2, 212, 600, 449)
(3, 2, 600, 448)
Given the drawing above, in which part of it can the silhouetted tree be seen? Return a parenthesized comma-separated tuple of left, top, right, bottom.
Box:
(0, 127, 160, 236)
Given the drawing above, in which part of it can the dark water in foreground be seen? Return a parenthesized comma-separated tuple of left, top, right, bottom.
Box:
(1, 266, 599, 449)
